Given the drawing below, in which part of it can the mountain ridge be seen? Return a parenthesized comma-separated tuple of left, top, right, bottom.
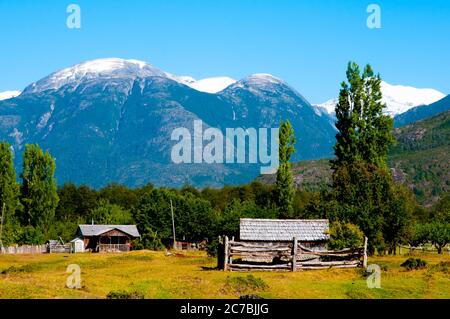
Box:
(0, 58, 336, 188)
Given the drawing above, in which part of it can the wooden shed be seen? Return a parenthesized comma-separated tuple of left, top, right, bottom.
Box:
(239, 218, 329, 249)
(220, 218, 367, 271)
(75, 225, 140, 253)
(70, 238, 85, 253)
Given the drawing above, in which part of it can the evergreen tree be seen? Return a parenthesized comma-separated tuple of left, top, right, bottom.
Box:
(330, 62, 405, 253)
(332, 62, 395, 169)
(20, 144, 59, 240)
(275, 120, 296, 218)
(0, 142, 21, 246)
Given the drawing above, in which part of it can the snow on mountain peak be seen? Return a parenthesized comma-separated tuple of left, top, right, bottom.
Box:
(314, 81, 445, 116)
(23, 58, 237, 94)
(380, 81, 445, 115)
(227, 73, 287, 91)
(0, 90, 21, 101)
(24, 58, 169, 94)
(246, 73, 284, 84)
(183, 76, 236, 93)
(67, 58, 150, 73)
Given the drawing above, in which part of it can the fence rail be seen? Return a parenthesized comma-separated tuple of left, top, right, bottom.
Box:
(1, 245, 47, 254)
(219, 236, 368, 271)
(98, 244, 130, 253)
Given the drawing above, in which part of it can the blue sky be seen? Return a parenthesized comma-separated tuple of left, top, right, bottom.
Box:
(0, 0, 449, 103)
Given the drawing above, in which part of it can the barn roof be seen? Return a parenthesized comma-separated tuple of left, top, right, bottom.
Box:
(239, 218, 329, 241)
(77, 225, 140, 237)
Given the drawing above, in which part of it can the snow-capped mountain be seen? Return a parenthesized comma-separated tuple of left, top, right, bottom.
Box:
(0, 58, 336, 188)
(23, 58, 170, 94)
(381, 82, 445, 115)
(23, 58, 237, 95)
(314, 81, 445, 117)
(0, 90, 21, 101)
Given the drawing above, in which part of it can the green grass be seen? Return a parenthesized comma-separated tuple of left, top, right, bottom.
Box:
(0, 251, 449, 299)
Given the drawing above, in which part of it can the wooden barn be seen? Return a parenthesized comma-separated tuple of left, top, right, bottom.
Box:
(220, 218, 367, 271)
(75, 225, 140, 253)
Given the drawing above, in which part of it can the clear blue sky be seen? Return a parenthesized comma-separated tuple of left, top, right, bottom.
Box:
(1, 0, 449, 103)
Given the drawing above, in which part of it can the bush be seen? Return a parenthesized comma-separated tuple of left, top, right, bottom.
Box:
(224, 275, 269, 294)
(328, 221, 364, 250)
(401, 258, 427, 270)
(206, 237, 219, 257)
(429, 261, 450, 274)
(138, 227, 164, 250)
(106, 290, 145, 299)
(1, 264, 41, 275)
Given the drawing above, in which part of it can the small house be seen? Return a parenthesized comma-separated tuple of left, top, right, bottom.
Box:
(75, 225, 140, 253)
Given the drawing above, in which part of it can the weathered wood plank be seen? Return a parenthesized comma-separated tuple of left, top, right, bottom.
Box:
(298, 264, 360, 270)
(230, 247, 291, 252)
(224, 236, 229, 271)
(363, 236, 368, 268)
(298, 260, 360, 266)
(292, 237, 298, 272)
(229, 263, 290, 269)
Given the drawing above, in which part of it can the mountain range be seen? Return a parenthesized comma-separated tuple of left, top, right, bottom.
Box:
(0, 58, 448, 189)
(0, 58, 335, 188)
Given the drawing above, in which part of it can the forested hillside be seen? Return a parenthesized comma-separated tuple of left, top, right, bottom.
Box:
(258, 110, 450, 206)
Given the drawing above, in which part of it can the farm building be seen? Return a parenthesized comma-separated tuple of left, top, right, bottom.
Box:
(74, 225, 140, 253)
(239, 218, 329, 249)
(220, 218, 367, 271)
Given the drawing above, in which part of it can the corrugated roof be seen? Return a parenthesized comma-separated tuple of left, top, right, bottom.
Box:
(78, 225, 140, 237)
(239, 218, 329, 241)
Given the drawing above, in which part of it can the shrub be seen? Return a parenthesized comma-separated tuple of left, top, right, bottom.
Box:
(401, 258, 427, 270)
(206, 237, 219, 257)
(225, 275, 269, 294)
(328, 221, 364, 250)
(1, 264, 41, 275)
(429, 261, 450, 274)
(106, 290, 145, 299)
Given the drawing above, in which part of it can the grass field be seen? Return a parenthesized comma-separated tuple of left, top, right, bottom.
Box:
(0, 251, 449, 299)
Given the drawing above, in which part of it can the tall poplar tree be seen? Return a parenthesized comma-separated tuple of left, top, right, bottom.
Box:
(0, 142, 21, 246)
(20, 144, 59, 239)
(331, 62, 405, 253)
(275, 120, 296, 218)
(332, 62, 395, 169)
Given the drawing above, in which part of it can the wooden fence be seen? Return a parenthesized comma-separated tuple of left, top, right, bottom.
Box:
(1, 243, 71, 254)
(98, 244, 130, 253)
(1, 245, 47, 254)
(48, 243, 71, 254)
(398, 245, 450, 255)
(219, 236, 368, 271)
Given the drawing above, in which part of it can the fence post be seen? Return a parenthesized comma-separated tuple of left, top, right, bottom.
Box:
(224, 236, 229, 271)
(292, 237, 298, 272)
(363, 236, 368, 268)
